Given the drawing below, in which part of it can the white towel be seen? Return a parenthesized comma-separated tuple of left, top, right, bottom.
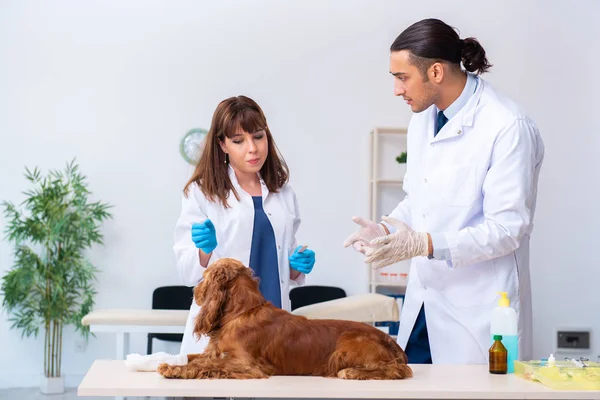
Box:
(125, 352, 188, 372)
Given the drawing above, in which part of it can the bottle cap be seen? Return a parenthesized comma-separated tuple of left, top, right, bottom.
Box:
(493, 334, 503, 341)
(497, 292, 510, 307)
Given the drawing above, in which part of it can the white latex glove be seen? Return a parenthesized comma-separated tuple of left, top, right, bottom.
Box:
(364, 216, 429, 269)
(343, 216, 387, 254)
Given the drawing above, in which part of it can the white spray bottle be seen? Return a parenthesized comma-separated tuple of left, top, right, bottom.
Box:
(490, 292, 518, 373)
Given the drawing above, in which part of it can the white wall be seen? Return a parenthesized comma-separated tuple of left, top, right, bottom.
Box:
(0, 0, 598, 388)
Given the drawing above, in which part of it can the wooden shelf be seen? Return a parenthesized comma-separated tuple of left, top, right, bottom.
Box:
(371, 179, 403, 185)
(371, 282, 407, 288)
(370, 127, 408, 135)
(369, 127, 409, 295)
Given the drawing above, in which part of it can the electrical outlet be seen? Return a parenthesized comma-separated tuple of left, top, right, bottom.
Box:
(557, 330, 590, 350)
(74, 339, 87, 353)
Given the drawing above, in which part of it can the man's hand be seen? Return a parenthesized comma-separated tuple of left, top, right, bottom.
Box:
(343, 216, 388, 254)
(364, 216, 430, 269)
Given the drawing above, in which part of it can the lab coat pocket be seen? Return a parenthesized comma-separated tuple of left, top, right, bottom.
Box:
(417, 260, 447, 293)
(442, 164, 477, 207)
(440, 260, 498, 308)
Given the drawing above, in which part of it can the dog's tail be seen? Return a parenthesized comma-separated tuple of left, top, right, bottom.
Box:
(328, 330, 413, 380)
(387, 358, 413, 379)
(332, 357, 413, 380)
(328, 346, 413, 380)
(387, 336, 413, 378)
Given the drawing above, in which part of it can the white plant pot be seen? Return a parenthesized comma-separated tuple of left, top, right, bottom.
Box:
(40, 376, 64, 394)
(396, 163, 407, 180)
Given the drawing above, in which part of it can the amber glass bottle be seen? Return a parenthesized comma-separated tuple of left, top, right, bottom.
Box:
(489, 334, 508, 374)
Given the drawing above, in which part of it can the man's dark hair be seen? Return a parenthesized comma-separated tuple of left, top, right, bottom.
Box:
(391, 18, 492, 77)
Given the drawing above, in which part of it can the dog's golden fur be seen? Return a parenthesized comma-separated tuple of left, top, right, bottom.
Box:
(157, 258, 412, 380)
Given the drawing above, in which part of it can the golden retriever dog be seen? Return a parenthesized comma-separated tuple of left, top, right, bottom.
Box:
(157, 258, 412, 380)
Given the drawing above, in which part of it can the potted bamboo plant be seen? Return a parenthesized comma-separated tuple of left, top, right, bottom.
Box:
(1, 160, 112, 394)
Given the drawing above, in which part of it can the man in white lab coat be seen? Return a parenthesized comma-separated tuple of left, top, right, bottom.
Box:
(344, 19, 544, 365)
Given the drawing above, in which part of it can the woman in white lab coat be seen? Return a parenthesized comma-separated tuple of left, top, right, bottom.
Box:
(174, 95, 315, 355)
(344, 19, 544, 365)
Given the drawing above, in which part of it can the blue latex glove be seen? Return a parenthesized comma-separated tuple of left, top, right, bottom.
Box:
(289, 245, 315, 274)
(191, 219, 218, 254)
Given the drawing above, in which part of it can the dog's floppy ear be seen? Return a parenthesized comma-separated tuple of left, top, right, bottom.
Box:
(193, 261, 237, 336)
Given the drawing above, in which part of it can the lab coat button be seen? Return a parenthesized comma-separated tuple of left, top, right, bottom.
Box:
(424, 178, 427, 183)
(457, 129, 462, 135)
(277, 245, 281, 250)
(423, 285, 427, 290)
(422, 213, 426, 218)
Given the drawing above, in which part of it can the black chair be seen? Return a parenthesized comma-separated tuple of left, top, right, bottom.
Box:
(147, 285, 194, 354)
(289, 285, 347, 311)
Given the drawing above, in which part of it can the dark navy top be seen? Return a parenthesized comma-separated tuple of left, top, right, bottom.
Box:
(248, 196, 281, 308)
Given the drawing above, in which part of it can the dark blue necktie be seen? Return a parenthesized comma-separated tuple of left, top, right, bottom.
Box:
(435, 110, 448, 136)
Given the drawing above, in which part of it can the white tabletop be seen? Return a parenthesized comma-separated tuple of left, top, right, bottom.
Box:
(81, 309, 189, 327)
(77, 360, 600, 399)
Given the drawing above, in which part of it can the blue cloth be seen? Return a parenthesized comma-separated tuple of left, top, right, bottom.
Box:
(249, 196, 282, 308)
(435, 111, 448, 136)
(430, 232, 451, 263)
(405, 305, 432, 364)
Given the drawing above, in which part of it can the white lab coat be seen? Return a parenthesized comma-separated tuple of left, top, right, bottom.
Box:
(389, 77, 544, 364)
(173, 166, 305, 355)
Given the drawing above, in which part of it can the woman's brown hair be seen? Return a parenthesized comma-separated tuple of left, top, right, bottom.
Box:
(183, 96, 289, 208)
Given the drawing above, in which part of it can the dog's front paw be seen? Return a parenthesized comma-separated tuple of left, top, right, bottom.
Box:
(157, 363, 180, 378)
